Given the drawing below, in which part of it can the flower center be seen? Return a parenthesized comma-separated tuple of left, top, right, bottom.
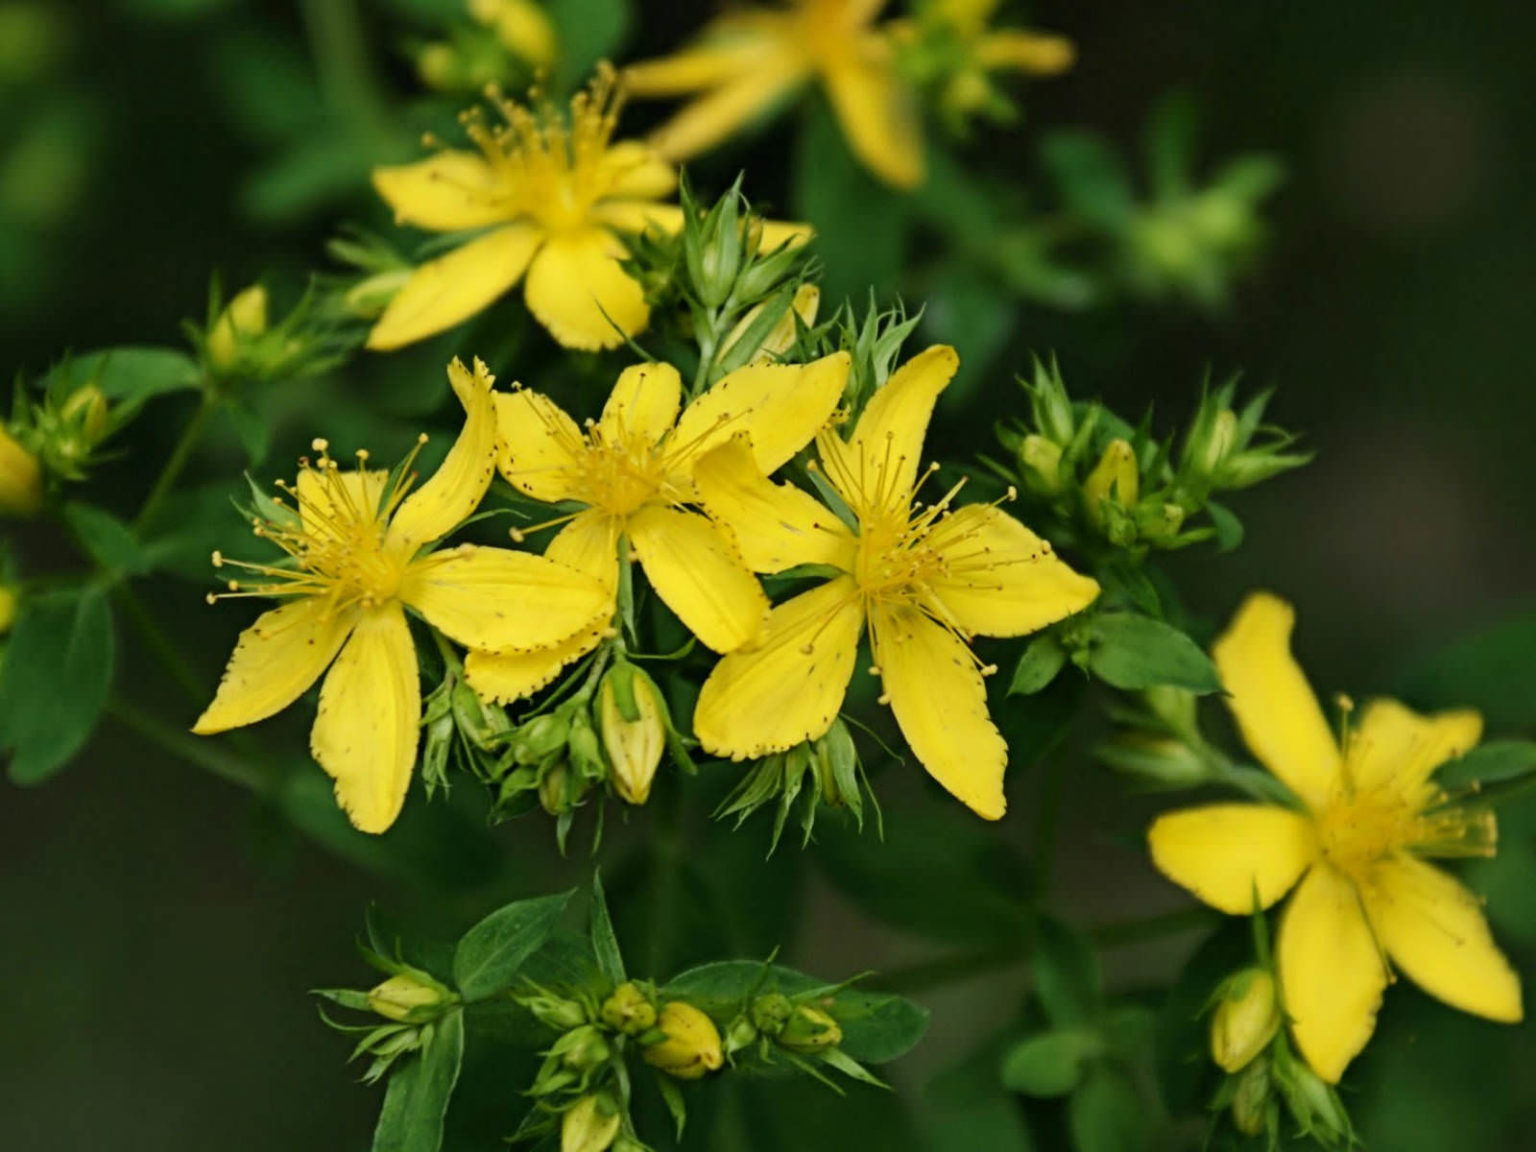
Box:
(1315, 784, 1497, 886)
(461, 67, 631, 235)
(852, 511, 942, 604)
(211, 440, 420, 616)
(578, 434, 677, 518)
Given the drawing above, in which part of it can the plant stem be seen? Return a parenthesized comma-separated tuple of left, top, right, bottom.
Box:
(300, 0, 392, 149)
(107, 697, 267, 793)
(134, 394, 213, 533)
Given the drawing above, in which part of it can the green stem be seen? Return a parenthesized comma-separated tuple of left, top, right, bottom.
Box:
(114, 585, 206, 704)
(300, 0, 392, 148)
(1088, 905, 1217, 948)
(134, 394, 213, 533)
(107, 697, 267, 792)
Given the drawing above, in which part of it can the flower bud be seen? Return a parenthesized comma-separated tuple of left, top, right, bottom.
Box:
(513, 710, 571, 765)
(724, 282, 820, 366)
(540, 762, 586, 816)
(1096, 733, 1210, 790)
(598, 667, 666, 806)
(343, 268, 412, 319)
(723, 1013, 759, 1057)
(523, 990, 590, 1032)
(642, 1002, 724, 1079)
(1083, 439, 1139, 521)
(0, 426, 42, 517)
(775, 1004, 842, 1054)
(561, 1094, 621, 1152)
(470, 0, 558, 67)
(1229, 1053, 1272, 1136)
(367, 972, 447, 1022)
(1200, 409, 1239, 477)
(0, 583, 17, 634)
(1274, 1054, 1353, 1146)
(567, 708, 606, 783)
(1210, 969, 1280, 1073)
(60, 384, 110, 447)
(206, 284, 268, 375)
(749, 992, 793, 1036)
(1018, 434, 1063, 496)
(600, 982, 657, 1036)
(554, 1024, 612, 1074)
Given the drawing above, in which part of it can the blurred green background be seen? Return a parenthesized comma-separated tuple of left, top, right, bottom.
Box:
(2, 0, 1533, 1149)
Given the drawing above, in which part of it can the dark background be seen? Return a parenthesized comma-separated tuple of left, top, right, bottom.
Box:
(2, 1, 1532, 1148)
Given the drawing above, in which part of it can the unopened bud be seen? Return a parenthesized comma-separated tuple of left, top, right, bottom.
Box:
(470, 0, 558, 66)
(514, 710, 571, 765)
(561, 1094, 621, 1152)
(776, 1003, 842, 1053)
(523, 991, 590, 1032)
(1019, 434, 1063, 496)
(555, 1024, 612, 1074)
(567, 709, 606, 782)
(344, 268, 412, 319)
(1211, 969, 1280, 1073)
(1229, 1053, 1272, 1136)
(60, 385, 110, 446)
(1275, 1055, 1353, 1144)
(207, 284, 269, 374)
(723, 1013, 759, 1056)
(725, 282, 820, 365)
(642, 1002, 724, 1080)
(1097, 733, 1210, 790)
(598, 667, 666, 806)
(599, 982, 657, 1036)
(416, 42, 463, 91)
(540, 762, 582, 815)
(1083, 439, 1139, 520)
(749, 992, 793, 1037)
(367, 972, 447, 1022)
(1201, 409, 1239, 476)
(0, 426, 42, 517)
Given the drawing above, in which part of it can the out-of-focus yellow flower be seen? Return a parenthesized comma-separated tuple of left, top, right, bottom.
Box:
(1148, 592, 1523, 1083)
(206, 284, 269, 375)
(193, 359, 609, 833)
(0, 425, 42, 517)
(691, 345, 1099, 819)
(469, 0, 558, 68)
(368, 69, 681, 352)
(642, 1002, 725, 1079)
(464, 352, 849, 703)
(625, 0, 925, 188)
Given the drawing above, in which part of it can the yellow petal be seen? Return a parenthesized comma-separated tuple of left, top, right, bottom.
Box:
(494, 389, 588, 503)
(591, 200, 688, 236)
(388, 357, 499, 551)
(367, 223, 544, 351)
(726, 282, 819, 366)
(755, 218, 815, 252)
(465, 629, 604, 704)
(644, 58, 806, 162)
(625, 35, 788, 96)
(463, 511, 618, 703)
(694, 577, 863, 758)
(822, 46, 925, 188)
(819, 344, 957, 516)
(400, 544, 608, 652)
(1147, 804, 1318, 914)
(311, 606, 421, 834)
(1348, 698, 1483, 800)
(670, 351, 850, 475)
(1366, 853, 1522, 1023)
(1212, 591, 1340, 812)
(974, 31, 1076, 75)
(1277, 863, 1387, 1083)
(627, 504, 768, 653)
(372, 150, 510, 231)
(193, 599, 356, 734)
(870, 601, 1007, 819)
(600, 362, 682, 448)
(692, 435, 855, 573)
(523, 227, 650, 350)
(926, 505, 1099, 637)
(601, 140, 678, 201)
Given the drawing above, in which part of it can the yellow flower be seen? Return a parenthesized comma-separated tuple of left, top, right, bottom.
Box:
(1148, 592, 1523, 1083)
(690, 344, 1099, 819)
(469, 0, 558, 68)
(464, 351, 850, 702)
(367, 69, 682, 352)
(919, 0, 1075, 76)
(625, 0, 926, 188)
(193, 359, 609, 833)
(0, 425, 43, 517)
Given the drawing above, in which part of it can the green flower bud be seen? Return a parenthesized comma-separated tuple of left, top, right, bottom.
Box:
(513, 711, 570, 765)
(1229, 1053, 1272, 1136)
(522, 991, 590, 1032)
(60, 384, 110, 447)
(1083, 439, 1139, 524)
(1096, 733, 1211, 790)
(0, 426, 42, 517)
(776, 1004, 842, 1054)
(723, 1013, 759, 1057)
(567, 708, 606, 782)
(1274, 1055, 1354, 1147)
(642, 1002, 724, 1080)
(1210, 969, 1280, 1073)
(367, 973, 448, 1022)
(206, 284, 268, 375)
(554, 1024, 612, 1074)
(343, 268, 412, 320)
(600, 982, 657, 1036)
(1019, 433, 1063, 496)
(598, 667, 666, 806)
(749, 992, 793, 1037)
(561, 1094, 621, 1152)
